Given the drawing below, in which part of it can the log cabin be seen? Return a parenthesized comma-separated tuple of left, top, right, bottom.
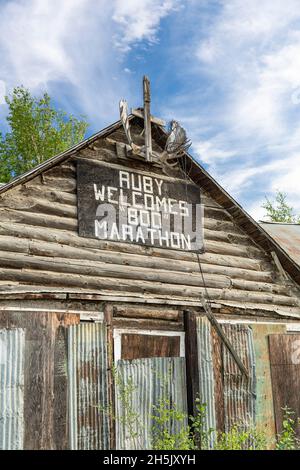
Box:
(0, 78, 300, 450)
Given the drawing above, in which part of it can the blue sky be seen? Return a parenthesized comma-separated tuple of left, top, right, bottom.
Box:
(1, 0, 300, 221)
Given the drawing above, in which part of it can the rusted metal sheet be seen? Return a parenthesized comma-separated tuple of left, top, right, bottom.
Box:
(260, 222, 300, 265)
(252, 323, 286, 445)
(116, 357, 187, 450)
(222, 324, 256, 432)
(196, 316, 216, 445)
(68, 322, 109, 450)
(0, 311, 78, 450)
(0, 329, 25, 450)
(269, 334, 300, 438)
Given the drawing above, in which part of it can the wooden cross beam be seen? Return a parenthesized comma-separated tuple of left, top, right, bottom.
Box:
(200, 296, 249, 378)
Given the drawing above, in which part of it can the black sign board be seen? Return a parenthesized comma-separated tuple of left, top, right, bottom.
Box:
(77, 160, 203, 252)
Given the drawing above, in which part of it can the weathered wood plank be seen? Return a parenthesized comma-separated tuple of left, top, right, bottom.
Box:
(0, 250, 233, 289)
(0, 266, 297, 306)
(269, 334, 300, 437)
(113, 305, 180, 321)
(184, 310, 200, 419)
(211, 327, 224, 432)
(121, 333, 181, 360)
(0, 311, 79, 449)
(0, 225, 271, 275)
(113, 317, 184, 331)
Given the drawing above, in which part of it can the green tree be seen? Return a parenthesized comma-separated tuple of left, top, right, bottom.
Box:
(0, 86, 88, 182)
(262, 191, 300, 223)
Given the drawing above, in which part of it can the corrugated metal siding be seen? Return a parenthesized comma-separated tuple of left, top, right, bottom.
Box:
(196, 316, 216, 445)
(68, 322, 109, 450)
(252, 323, 286, 446)
(116, 357, 187, 450)
(0, 329, 25, 450)
(222, 324, 256, 432)
(260, 222, 300, 266)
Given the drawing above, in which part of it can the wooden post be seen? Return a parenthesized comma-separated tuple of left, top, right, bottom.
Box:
(104, 303, 115, 450)
(143, 75, 152, 162)
(183, 310, 200, 418)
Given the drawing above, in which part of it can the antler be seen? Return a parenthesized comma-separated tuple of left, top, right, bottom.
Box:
(165, 120, 191, 156)
(119, 100, 141, 154)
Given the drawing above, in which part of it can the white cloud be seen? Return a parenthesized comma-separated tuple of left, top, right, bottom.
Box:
(170, 0, 300, 220)
(112, 0, 178, 52)
(0, 0, 177, 122)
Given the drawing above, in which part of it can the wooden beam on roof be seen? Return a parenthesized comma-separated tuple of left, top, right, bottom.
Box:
(131, 108, 166, 127)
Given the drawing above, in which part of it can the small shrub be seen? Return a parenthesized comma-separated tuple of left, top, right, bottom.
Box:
(276, 407, 300, 450)
(151, 398, 191, 450)
(215, 425, 267, 450)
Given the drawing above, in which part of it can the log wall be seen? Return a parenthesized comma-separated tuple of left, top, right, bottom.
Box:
(0, 120, 299, 318)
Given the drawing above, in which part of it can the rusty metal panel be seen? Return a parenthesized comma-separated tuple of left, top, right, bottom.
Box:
(0, 329, 25, 450)
(222, 324, 256, 432)
(260, 222, 300, 265)
(68, 322, 109, 450)
(269, 334, 300, 438)
(196, 316, 216, 444)
(116, 357, 187, 450)
(252, 323, 286, 445)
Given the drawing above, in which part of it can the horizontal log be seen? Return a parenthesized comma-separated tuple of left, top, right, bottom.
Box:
(40, 175, 77, 193)
(0, 209, 267, 263)
(204, 206, 232, 221)
(0, 230, 273, 281)
(0, 197, 77, 218)
(201, 194, 221, 209)
(203, 217, 244, 234)
(0, 223, 271, 273)
(0, 267, 297, 307)
(0, 250, 233, 289)
(204, 228, 250, 244)
(44, 163, 76, 179)
(231, 278, 290, 295)
(113, 306, 181, 321)
(204, 239, 265, 259)
(20, 184, 77, 206)
(113, 317, 183, 331)
(0, 209, 78, 231)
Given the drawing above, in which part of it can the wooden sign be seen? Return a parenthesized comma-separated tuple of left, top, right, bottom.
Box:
(77, 160, 203, 252)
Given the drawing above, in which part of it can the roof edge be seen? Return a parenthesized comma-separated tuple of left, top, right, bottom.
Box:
(0, 117, 127, 195)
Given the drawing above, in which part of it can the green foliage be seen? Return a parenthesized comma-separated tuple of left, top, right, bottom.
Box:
(113, 365, 144, 449)
(189, 399, 215, 449)
(262, 191, 300, 223)
(214, 425, 267, 450)
(276, 407, 300, 450)
(151, 398, 191, 450)
(0, 86, 88, 183)
(106, 367, 300, 451)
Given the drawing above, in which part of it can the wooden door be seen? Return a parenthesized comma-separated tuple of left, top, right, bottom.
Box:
(269, 334, 300, 437)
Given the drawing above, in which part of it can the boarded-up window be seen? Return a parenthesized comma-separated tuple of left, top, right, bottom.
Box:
(269, 334, 300, 437)
(121, 333, 181, 360)
(114, 329, 184, 362)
